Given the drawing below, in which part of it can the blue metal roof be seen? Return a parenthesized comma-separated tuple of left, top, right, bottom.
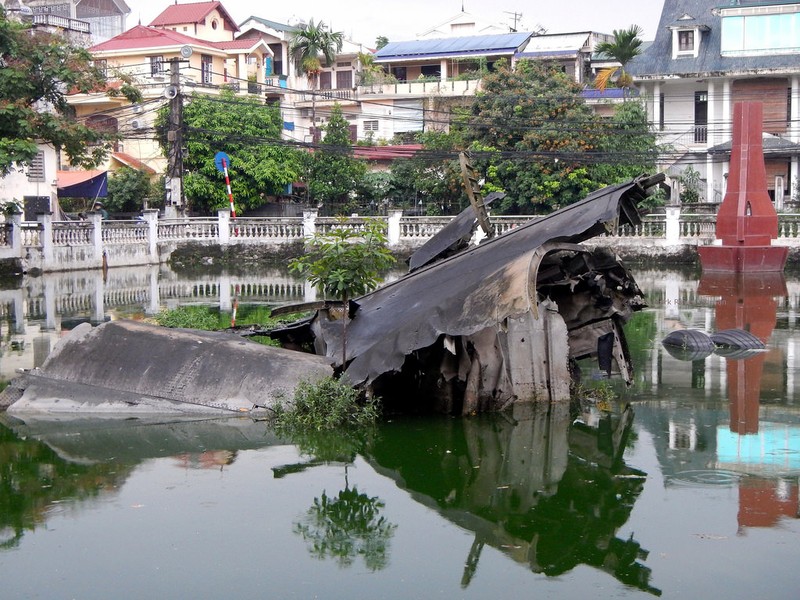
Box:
(374, 32, 533, 62)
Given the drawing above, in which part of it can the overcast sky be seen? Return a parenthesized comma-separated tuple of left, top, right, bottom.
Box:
(127, 1, 665, 46)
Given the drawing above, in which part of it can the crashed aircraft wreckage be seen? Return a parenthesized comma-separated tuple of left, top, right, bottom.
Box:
(2, 173, 663, 416)
(272, 173, 664, 414)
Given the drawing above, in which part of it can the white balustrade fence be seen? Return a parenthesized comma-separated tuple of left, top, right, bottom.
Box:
(4, 208, 800, 273)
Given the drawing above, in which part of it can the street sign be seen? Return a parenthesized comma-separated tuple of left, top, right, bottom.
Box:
(214, 151, 231, 173)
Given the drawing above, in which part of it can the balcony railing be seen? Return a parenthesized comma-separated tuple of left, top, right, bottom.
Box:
(32, 14, 91, 34)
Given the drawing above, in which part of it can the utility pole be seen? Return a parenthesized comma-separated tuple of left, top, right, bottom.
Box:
(504, 11, 523, 32)
(165, 57, 183, 218)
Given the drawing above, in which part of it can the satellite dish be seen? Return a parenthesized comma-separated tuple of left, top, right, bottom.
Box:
(180, 45, 193, 59)
(163, 85, 179, 100)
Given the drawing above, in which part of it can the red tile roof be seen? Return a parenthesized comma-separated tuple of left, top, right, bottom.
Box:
(149, 1, 239, 33)
(111, 152, 157, 174)
(90, 25, 221, 53)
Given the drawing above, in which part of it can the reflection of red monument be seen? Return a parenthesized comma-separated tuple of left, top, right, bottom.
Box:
(697, 271, 794, 531)
(738, 477, 799, 529)
(697, 272, 786, 434)
(697, 102, 788, 272)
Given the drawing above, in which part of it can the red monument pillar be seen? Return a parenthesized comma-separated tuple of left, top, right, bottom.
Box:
(698, 102, 788, 272)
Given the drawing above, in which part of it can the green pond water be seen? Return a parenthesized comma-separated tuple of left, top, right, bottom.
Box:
(1, 265, 799, 598)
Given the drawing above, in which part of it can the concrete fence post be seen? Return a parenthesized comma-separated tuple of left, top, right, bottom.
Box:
(303, 210, 318, 239)
(38, 212, 54, 268)
(9, 213, 22, 257)
(89, 213, 103, 266)
(143, 209, 159, 262)
(387, 209, 403, 246)
(218, 209, 231, 245)
(665, 206, 681, 246)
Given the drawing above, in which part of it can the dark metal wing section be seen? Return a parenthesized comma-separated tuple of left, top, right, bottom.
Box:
(327, 177, 655, 385)
(407, 192, 504, 272)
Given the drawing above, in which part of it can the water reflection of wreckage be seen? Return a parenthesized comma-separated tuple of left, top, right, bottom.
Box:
(366, 403, 660, 595)
(273, 173, 665, 414)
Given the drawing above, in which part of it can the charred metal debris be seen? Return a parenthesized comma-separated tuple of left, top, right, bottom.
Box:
(271, 174, 665, 414)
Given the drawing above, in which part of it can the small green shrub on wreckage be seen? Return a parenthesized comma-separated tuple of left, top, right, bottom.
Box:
(289, 218, 395, 364)
(273, 377, 381, 432)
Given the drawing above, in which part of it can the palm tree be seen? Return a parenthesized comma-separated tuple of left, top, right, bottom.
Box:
(289, 19, 344, 89)
(594, 25, 644, 96)
(289, 19, 344, 139)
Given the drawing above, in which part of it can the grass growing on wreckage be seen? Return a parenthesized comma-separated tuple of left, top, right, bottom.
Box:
(152, 306, 310, 347)
(273, 377, 382, 432)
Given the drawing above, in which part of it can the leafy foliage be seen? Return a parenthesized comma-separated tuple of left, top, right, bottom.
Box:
(677, 165, 702, 203)
(386, 130, 466, 213)
(592, 100, 658, 184)
(273, 377, 381, 431)
(0, 8, 137, 175)
(433, 59, 663, 214)
(289, 218, 395, 301)
(459, 59, 603, 213)
(105, 167, 151, 213)
(304, 103, 367, 208)
(158, 89, 303, 214)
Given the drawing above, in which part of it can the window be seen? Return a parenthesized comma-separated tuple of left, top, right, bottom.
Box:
(659, 93, 665, 131)
(364, 120, 379, 132)
(93, 59, 107, 77)
(201, 54, 212, 84)
(721, 11, 800, 55)
(678, 30, 694, 52)
(336, 70, 352, 89)
(420, 65, 440, 78)
(694, 91, 708, 144)
(149, 55, 164, 77)
(319, 71, 332, 89)
(27, 151, 45, 182)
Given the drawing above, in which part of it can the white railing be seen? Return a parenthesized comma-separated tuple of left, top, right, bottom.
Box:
(9, 209, 800, 273)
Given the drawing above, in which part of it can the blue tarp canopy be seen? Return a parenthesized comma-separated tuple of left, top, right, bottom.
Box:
(57, 170, 107, 198)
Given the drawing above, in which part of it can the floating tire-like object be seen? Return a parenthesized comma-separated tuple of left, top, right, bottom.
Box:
(711, 329, 766, 360)
(661, 329, 714, 361)
(710, 328, 765, 350)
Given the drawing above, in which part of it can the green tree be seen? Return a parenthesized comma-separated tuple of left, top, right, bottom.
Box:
(592, 100, 659, 186)
(0, 7, 138, 175)
(158, 89, 303, 214)
(305, 103, 367, 209)
(289, 218, 395, 364)
(105, 166, 150, 213)
(289, 19, 344, 88)
(594, 25, 644, 94)
(375, 36, 389, 50)
(461, 59, 602, 213)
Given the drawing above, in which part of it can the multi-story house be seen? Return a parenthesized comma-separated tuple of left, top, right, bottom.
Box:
(1, 0, 116, 216)
(628, 0, 800, 207)
(67, 1, 277, 175)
